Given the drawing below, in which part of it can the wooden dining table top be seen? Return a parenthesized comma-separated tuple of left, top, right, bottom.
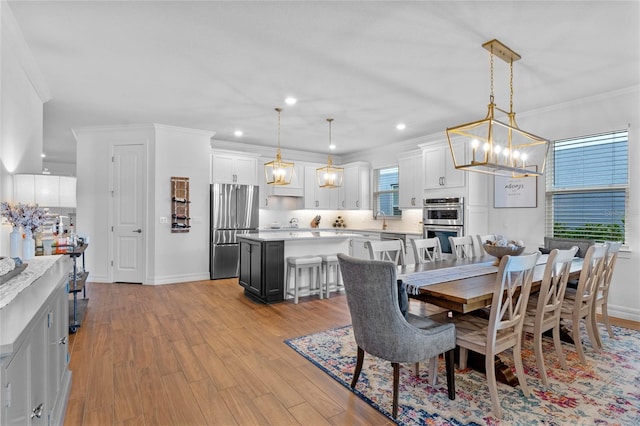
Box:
(398, 254, 584, 314)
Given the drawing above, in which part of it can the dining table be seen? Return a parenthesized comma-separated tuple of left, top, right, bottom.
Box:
(397, 253, 585, 386)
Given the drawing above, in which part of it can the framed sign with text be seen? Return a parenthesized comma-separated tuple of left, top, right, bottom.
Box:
(494, 167, 538, 208)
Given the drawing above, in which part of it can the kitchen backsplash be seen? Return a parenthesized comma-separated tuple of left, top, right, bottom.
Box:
(259, 205, 423, 233)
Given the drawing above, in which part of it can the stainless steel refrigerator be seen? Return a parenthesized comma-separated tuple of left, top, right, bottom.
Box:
(210, 183, 259, 279)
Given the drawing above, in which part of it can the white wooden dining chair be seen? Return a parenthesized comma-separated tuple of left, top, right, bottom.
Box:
(365, 239, 406, 266)
(449, 252, 539, 419)
(591, 241, 622, 348)
(560, 244, 608, 364)
(476, 234, 497, 253)
(448, 235, 479, 259)
(410, 237, 443, 263)
(522, 246, 578, 386)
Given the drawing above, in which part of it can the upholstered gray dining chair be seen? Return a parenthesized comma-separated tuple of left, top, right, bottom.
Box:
(337, 254, 456, 419)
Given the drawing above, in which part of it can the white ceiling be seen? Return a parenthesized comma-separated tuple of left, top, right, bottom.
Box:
(8, 1, 640, 164)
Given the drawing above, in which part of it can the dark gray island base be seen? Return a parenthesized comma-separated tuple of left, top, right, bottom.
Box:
(238, 238, 285, 303)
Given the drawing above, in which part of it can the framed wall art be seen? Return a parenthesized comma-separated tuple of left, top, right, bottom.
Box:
(494, 166, 538, 208)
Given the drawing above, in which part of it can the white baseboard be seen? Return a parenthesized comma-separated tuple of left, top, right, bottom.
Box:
(606, 304, 640, 323)
(145, 272, 211, 285)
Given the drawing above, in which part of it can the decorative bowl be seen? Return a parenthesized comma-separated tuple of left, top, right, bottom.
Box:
(483, 244, 526, 266)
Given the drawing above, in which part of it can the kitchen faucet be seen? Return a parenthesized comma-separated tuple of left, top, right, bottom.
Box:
(375, 210, 387, 231)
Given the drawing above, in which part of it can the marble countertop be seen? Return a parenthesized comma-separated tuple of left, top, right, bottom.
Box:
(258, 227, 422, 237)
(239, 230, 361, 242)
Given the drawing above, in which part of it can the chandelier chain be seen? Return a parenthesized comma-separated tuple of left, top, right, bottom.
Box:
(275, 107, 282, 149)
(489, 43, 494, 102)
(509, 60, 514, 113)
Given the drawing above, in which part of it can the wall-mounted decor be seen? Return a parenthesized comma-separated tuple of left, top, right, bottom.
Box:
(171, 176, 191, 232)
(494, 166, 537, 208)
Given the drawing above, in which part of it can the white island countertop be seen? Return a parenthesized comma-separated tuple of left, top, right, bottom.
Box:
(239, 230, 361, 242)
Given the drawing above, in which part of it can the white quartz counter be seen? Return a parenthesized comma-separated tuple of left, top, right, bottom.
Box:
(240, 230, 360, 242)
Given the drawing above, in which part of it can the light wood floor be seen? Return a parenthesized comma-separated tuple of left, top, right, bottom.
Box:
(64, 280, 639, 426)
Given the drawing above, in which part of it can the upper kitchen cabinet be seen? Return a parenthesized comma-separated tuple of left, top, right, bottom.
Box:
(398, 151, 423, 208)
(423, 144, 466, 189)
(304, 165, 339, 209)
(339, 162, 370, 210)
(211, 150, 259, 185)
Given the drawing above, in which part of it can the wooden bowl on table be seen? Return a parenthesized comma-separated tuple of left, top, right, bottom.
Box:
(483, 244, 526, 266)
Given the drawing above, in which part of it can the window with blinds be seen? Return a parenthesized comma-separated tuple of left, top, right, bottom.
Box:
(373, 166, 401, 218)
(545, 130, 628, 242)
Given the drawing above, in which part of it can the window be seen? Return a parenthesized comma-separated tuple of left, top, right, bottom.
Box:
(373, 166, 401, 218)
(545, 130, 628, 243)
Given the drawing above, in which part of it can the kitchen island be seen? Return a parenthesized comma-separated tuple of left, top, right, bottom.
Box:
(237, 230, 359, 303)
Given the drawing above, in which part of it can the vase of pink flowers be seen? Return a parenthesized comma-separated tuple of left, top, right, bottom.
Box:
(1, 202, 47, 260)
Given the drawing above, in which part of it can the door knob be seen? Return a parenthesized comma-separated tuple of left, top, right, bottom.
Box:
(132, 229, 142, 233)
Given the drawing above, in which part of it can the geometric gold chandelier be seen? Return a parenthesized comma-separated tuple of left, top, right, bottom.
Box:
(446, 39, 550, 178)
(264, 107, 294, 185)
(316, 118, 344, 188)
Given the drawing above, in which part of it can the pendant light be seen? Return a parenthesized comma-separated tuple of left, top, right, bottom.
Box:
(446, 39, 550, 178)
(264, 107, 294, 185)
(316, 118, 344, 188)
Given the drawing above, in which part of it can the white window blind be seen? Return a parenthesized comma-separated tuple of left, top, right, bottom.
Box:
(373, 166, 401, 217)
(545, 130, 628, 242)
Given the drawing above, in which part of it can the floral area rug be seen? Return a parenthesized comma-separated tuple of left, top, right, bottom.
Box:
(284, 324, 640, 425)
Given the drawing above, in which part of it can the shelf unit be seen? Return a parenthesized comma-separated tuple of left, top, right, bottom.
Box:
(171, 176, 191, 232)
(65, 244, 88, 333)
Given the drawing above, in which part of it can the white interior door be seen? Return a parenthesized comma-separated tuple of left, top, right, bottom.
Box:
(112, 144, 145, 283)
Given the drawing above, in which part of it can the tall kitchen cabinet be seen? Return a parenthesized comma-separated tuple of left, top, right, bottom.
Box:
(338, 162, 370, 210)
(238, 238, 284, 303)
(211, 150, 259, 185)
(423, 144, 466, 189)
(398, 151, 423, 208)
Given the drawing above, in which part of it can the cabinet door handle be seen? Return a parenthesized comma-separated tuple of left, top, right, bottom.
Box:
(31, 403, 44, 419)
(233, 174, 237, 183)
(411, 197, 415, 206)
(316, 201, 319, 207)
(59, 336, 67, 345)
(356, 201, 359, 208)
(132, 229, 142, 233)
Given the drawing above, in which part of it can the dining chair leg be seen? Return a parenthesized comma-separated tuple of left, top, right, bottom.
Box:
(428, 356, 438, 385)
(572, 317, 587, 364)
(585, 313, 601, 353)
(413, 362, 420, 377)
(351, 346, 364, 388)
(552, 324, 567, 370)
(485, 351, 502, 419)
(533, 332, 548, 386)
(590, 310, 603, 349)
(445, 349, 456, 400)
(602, 302, 615, 338)
(459, 347, 468, 369)
(392, 362, 400, 419)
(513, 339, 529, 397)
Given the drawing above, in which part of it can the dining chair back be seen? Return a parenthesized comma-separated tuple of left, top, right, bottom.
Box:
(450, 252, 539, 419)
(476, 234, 497, 254)
(448, 235, 479, 259)
(560, 244, 608, 363)
(337, 254, 456, 418)
(365, 239, 406, 266)
(410, 237, 443, 263)
(591, 241, 622, 348)
(522, 246, 578, 385)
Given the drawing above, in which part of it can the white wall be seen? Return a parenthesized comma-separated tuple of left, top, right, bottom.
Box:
(0, 2, 49, 255)
(151, 125, 213, 284)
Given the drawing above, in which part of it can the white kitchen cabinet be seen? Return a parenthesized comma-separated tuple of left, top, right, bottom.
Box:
(211, 150, 259, 185)
(423, 144, 466, 189)
(398, 151, 423, 208)
(304, 165, 339, 209)
(1, 257, 72, 426)
(338, 162, 370, 210)
(348, 232, 381, 259)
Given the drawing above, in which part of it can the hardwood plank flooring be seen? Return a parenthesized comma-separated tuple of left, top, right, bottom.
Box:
(65, 279, 639, 426)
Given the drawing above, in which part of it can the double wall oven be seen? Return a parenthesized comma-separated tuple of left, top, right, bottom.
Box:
(423, 197, 465, 255)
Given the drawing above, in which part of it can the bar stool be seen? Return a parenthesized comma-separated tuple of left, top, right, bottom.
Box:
(321, 254, 343, 298)
(286, 256, 323, 304)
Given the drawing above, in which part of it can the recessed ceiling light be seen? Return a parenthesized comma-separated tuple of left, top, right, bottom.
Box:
(396, 123, 406, 130)
(329, 144, 336, 150)
(234, 130, 243, 137)
(284, 97, 297, 105)
(41, 153, 46, 158)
